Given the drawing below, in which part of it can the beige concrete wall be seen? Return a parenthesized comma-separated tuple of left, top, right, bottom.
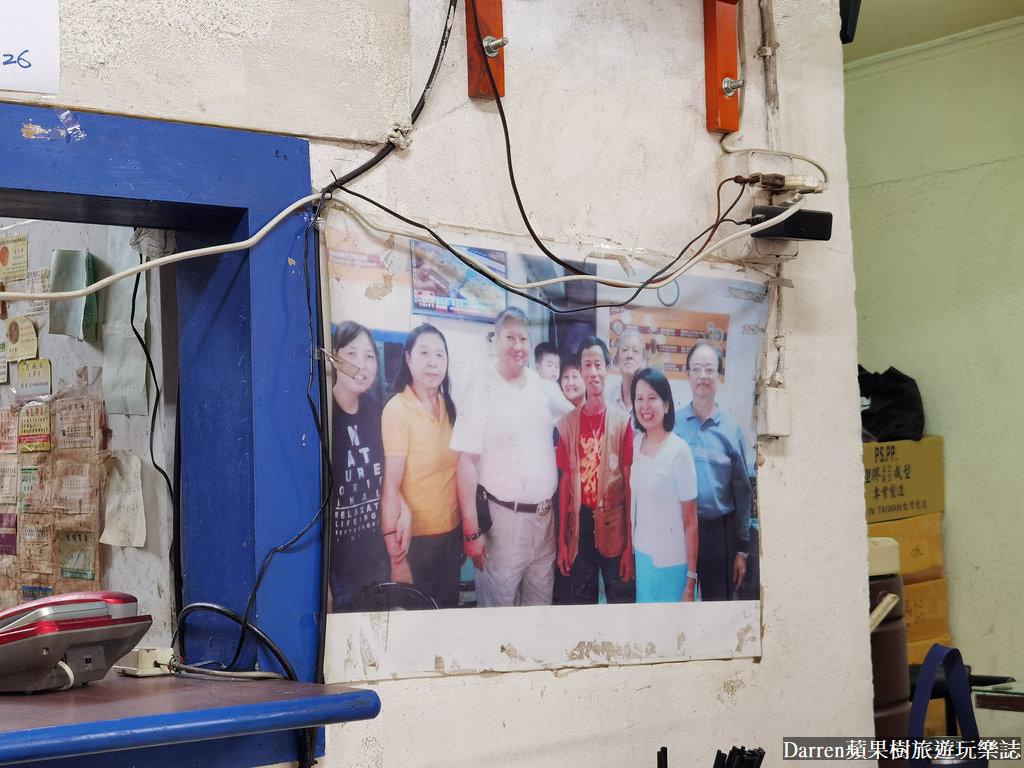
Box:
(0, 0, 411, 142)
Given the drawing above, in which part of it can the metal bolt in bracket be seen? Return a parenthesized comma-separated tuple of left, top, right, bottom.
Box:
(482, 35, 509, 57)
(722, 77, 746, 97)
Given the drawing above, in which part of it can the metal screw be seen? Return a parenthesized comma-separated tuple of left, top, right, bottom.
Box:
(722, 77, 746, 97)
(482, 36, 509, 58)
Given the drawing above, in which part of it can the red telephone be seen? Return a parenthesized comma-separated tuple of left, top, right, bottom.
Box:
(0, 591, 152, 693)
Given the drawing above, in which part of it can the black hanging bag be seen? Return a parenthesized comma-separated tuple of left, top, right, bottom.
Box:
(859, 365, 925, 441)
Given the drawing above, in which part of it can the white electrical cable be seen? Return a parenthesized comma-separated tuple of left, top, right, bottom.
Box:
(330, 193, 808, 292)
(0, 181, 811, 304)
(57, 660, 75, 690)
(170, 661, 287, 680)
(721, 132, 830, 191)
(0, 193, 323, 302)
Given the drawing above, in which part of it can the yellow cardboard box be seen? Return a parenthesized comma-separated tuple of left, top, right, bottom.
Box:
(863, 436, 944, 523)
(902, 578, 949, 642)
(867, 512, 944, 583)
(922, 700, 948, 738)
(907, 633, 953, 666)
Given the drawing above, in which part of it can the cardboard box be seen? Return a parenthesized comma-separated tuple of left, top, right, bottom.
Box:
(864, 436, 944, 523)
(907, 633, 953, 666)
(867, 513, 944, 583)
(922, 699, 948, 738)
(902, 578, 949, 642)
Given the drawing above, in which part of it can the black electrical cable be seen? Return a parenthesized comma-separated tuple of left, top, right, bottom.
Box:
(129, 262, 181, 617)
(333, 182, 748, 314)
(173, 602, 297, 679)
(466, 0, 587, 277)
(172, 392, 183, 617)
(305, 194, 335, 687)
(223, 487, 325, 671)
(130, 264, 174, 501)
(321, 0, 459, 194)
(220, 195, 334, 676)
(172, 602, 316, 768)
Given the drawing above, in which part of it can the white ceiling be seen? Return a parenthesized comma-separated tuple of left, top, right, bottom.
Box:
(842, 0, 1022, 62)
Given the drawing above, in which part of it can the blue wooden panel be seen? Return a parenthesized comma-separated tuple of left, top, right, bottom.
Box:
(0, 103, 330, 764)
(0, 104, 304, 211)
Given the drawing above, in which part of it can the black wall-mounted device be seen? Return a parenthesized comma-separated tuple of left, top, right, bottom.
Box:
(750, 206, 833, 241)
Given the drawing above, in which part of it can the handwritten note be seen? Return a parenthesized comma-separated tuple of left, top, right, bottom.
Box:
(16, 359, 51, 403)
(100, 452, 146, 547)
(0, 1, 59, 95)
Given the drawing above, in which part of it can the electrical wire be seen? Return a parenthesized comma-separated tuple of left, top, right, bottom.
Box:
(172, 602, 314, 767)
(720, 132, 830, 191)
(220, 195, 335, 678)
(466, 0, 586, 276)
(330, 182, 804, 313)
(169, 661, 287, 680)
(172, 602, 297, 679)
(306, 196, 334, 688)
(218, 195, 334, 671)
(0, 184, 808, 307)
(321, 0, 459, 194)
(129, 264, 174, 502)
(0, 193, 325, 302)
(336, 183, 669, 314)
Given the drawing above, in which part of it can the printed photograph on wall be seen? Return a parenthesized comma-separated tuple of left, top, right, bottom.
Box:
(321, 207, 769, 679)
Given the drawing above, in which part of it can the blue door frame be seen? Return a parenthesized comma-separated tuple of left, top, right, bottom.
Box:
(0, 103, 324, 766)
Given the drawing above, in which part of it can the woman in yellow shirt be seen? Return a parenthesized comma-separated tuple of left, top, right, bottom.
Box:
(380, 324, 461, 608)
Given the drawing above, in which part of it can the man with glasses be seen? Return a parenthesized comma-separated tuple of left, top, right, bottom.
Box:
(674, 342, 753, 601)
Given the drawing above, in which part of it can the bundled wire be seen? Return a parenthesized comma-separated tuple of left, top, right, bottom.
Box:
(464, 0, 587, 276)
(331, 176, 755, 314)
(321, 0, 459, 194)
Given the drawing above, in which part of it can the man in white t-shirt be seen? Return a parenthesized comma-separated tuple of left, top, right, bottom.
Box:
(451, 308, 573, 607)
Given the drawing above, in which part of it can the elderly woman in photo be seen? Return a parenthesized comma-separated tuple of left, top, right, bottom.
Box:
(629, 367, 699, 603)
(327, 321, 390, 612)
(380, 324, 462, 608)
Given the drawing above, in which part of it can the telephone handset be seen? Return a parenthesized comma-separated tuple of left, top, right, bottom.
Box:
(0, 591, 152, 693)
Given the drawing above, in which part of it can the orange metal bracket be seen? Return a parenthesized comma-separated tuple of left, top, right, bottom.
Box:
(466, 0, 504, 98)
(703, 0, 741, 133)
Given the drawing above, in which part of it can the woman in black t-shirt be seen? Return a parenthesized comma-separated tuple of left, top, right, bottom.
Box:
(327, 321, 389, 612)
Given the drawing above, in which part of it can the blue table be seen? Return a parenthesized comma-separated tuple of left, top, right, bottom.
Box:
(0, 673, 380, 766)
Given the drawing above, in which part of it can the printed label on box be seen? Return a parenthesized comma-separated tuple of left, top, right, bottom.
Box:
(864, 436, 944, 523)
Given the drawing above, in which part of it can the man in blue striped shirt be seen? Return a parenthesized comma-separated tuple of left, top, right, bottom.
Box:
(673, 342, 752, 601)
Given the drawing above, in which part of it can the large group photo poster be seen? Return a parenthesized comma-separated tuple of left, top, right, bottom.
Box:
(320, 206, 769, 681)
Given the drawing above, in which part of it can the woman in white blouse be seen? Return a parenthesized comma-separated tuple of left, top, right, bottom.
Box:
(629, 368, 699, 602)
